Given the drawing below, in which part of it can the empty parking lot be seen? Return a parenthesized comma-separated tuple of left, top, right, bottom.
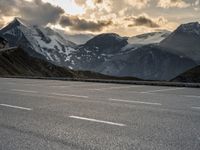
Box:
(0, 78, 200, 150)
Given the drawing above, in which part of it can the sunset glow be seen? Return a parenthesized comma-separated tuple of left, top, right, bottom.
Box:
(0, 0, 199, 36)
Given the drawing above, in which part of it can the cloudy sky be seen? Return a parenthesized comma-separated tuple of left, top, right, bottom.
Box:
(0, 0, 199, 36)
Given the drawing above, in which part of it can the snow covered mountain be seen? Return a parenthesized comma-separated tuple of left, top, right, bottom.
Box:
(121, 31, 171, 54)
(128, 31, 170, 45)
(0, 18, 76, 66)
(160, 22, 200, 62)
(0, 18, 199, 81)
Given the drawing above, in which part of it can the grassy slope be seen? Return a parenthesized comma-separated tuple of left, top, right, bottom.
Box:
(171, 65, 200, 83)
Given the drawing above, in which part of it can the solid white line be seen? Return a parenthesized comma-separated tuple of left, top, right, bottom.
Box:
(192, 107, 200, 110)
(69, 116, 126, 127)
(108, 98, 162, 106)
(11, 89, 38, 94)
(141, 88, 185, 94)
(0, 104, 32, 111)
(52, 93, 88, 99)
(90, 85, 142, 91)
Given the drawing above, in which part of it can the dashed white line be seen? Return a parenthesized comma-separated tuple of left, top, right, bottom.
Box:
(90, 85, 142, 91)
(192, 107, 200, 110)
(0, 104, 32, 111)
(50, 83, 110, 88)
(69, 116, 126, 127)
(52, 93, 88, 99)
(141, 88, 185, 94)
(185, 95, 200, 98)
(108, 98, 162, 106)
(50, 86, 71, 88)
(11, 89, 38, 94)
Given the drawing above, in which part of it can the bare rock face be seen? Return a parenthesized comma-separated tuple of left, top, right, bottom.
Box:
(0, 35, 9, 49)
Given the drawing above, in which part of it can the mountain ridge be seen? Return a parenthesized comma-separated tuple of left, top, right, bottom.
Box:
(160, 22, 200, 62)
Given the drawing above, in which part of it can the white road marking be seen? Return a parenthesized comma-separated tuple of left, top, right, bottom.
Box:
(185, 95, 200, 98)
(52, 93, 88, 99)
(7, 83, 39, 86)
(141, 88, 185, 94)
(192, 107, 200, 110)
(50, 83, 113, 88)
(69, 116, 126, 127)
(50, 86, 70, 88)
(11, 89, 38, 94)
(0, 104, 32, 111)
(108, 98, 162, 106)
(90, 85, 142, 91)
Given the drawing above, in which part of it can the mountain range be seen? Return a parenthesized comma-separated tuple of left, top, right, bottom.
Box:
(0, 18, 200, 81)
(0, 46, 140, 80)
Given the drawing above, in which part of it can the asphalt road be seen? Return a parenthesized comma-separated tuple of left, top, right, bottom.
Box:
(0, 78, 200, 150)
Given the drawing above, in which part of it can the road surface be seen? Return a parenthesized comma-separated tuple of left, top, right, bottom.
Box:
(0, 78, 200, 150)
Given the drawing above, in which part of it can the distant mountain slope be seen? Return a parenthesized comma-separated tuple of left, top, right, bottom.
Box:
(97, 45, 196, 81)
(171, 65, 200, 83)
(67, 33, 196, 81)
(160, 22, 200, 62)
(128, 31, 170, 45)
(0, 47, 140, 80)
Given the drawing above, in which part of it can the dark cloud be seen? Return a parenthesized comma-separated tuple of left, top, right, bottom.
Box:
(60, 15, 112, 31)
(0, 0, 65, 26)
(93, 0, 103, 4)
(0, 0, 17, 16)
(127, 16, 160, 28)
(74, 0, 85, 6)
(171, 0, 184, 3)
(75, 0, 103, 6)
(20, 0, 64, 25)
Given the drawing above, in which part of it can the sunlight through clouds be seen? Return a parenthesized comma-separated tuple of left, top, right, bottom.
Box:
(0, 0, 199, 36)
(43, 0, 84, 14)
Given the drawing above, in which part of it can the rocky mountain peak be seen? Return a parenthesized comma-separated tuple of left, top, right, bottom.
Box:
(85, 33, 128, 50)
(176, 22, 200, 35)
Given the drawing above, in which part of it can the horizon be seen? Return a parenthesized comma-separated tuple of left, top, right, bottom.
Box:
(1, 16, 200, 38)
(0, 0, 200, 36)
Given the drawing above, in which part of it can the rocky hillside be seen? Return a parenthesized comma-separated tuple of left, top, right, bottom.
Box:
(0, 47, 76, 77)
